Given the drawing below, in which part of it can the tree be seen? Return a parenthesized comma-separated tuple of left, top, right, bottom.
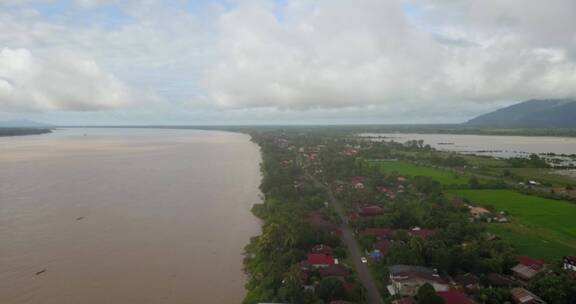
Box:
(317, 277, 346, 302)
(529, 272, 576, 304)
(416, 283, 445, 304)
(468, 176, 480, 189)
(477, 287, 510, 304)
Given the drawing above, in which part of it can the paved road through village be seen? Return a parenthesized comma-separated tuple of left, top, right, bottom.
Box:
(311, 176, 384, 304)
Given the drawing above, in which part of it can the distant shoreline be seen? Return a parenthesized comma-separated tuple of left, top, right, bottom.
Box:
(0, 128, 52, 137)
(56, 124, 576, 138)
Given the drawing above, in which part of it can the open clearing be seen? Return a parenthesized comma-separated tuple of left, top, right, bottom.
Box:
(374, 161, 469, 186)
(449, 189, 576, 261)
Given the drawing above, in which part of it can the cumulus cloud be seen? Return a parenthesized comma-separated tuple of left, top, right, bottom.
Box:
(2, 0, 576, 122)
(207, 0, 576, 111)
(0, 48, 133, 111)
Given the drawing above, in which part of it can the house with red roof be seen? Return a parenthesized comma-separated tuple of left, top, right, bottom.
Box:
(408, 227, 434, 238)
(511, 256, 545, 281)
(469, 206, 491, 218)
(339, 148, 358, 157)
(307, 253, 335, 268)
(308, 210, 341, 235)
(364, 227, 396, 239)
(437, 290, 476, 304)
(357, 205, 385, 216)
(350, 176, 367, 190)
(320, 264, 348, 279)
(374, 239, 391, 255)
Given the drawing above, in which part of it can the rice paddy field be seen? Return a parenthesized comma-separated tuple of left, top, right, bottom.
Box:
(449, 189, 576, 261)
(374, 161, 469, 186)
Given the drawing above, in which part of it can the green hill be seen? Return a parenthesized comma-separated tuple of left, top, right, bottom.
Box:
(465, 98, 576, 128)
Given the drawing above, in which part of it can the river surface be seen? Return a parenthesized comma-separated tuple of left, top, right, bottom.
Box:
(0, 128, 262, 304)
(362, 133, 576, 158)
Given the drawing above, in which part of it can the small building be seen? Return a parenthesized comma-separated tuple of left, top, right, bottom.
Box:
(363, 227, 396, 239)
(306, 253, 335, 268)
(486, 273, 517, 287)
(308, 210, 341, 236)
(374, 239, 391, 255)
(408, 227, 434, 238)
(350, 176, 367, 190)
(469, 206, 490, 217)
(510, 287, 547, 304)
(320, 264, 348, 279)
(437, 290, 476, 304)
(563, 256, 576, 271)
(511, 256, 545, 281)
(312, 244, 333, 255)
(387, 265, 449, 296)
(454, 273, 480, 291)
(357, 205, 385, 216)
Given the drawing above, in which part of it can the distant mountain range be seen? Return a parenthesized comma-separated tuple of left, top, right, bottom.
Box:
(465, 98, 576, 128)
(0, 119, 53, 128)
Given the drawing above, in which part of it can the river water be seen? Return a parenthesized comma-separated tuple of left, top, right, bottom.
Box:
(0, 128, 262, 304)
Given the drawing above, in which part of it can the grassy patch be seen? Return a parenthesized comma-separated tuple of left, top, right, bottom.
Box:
(449, 189, 576, 261)
(374, 161, 469, 186)
(507, 168, 576, 186)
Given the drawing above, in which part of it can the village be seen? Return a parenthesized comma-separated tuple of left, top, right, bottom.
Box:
(243, 130, 576, 304)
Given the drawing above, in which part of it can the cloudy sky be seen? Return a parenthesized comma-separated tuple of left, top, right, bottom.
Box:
(0, 0, 575, 125)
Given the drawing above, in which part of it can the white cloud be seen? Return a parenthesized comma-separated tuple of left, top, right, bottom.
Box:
(2, 0, 576, 123)
(0, 48, 133, 111)
(206, 0, 576, 112)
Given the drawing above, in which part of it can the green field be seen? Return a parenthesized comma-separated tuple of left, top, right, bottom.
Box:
(374, 161, 469, 185)
(449, 189, 576, 261)
(507, 168, 575, 186)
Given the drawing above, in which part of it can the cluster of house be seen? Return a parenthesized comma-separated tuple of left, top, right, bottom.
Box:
(300, 145, 324, 162)
(376, 177, 406, 200)
(387, 265, 474, 304)
(451, 197, 510, 223)
(467, 205, 509, 223)
(362, 227, 435, 259)
(298, 244, 355, 299)
(350, 176, 367, 191)
(387, 256, 554, 304)
(339, 147, 359, 157)
(308, 209, 341, 236)
(272, 136, 292, 150)
(348, 202, 386, 221)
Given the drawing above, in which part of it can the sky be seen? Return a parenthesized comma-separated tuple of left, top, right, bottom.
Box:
(0, 0, 575, 125)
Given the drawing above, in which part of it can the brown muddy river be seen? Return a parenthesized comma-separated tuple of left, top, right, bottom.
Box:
(0, 128, 262, 304)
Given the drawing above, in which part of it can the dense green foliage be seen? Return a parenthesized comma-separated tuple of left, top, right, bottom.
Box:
(242, 132, 361, 304)
(529, 270, 576, 304)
